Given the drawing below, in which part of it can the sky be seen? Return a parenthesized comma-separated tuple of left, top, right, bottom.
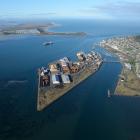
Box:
(0, 0, 140, 20)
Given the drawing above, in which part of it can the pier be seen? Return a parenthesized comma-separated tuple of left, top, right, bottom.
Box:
(37, 51, 103, 111)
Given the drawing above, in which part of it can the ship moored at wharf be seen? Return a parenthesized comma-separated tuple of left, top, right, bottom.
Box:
(37, 51, 103, 111)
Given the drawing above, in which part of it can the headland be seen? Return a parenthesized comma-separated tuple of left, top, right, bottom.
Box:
(0, 22, 86, 37)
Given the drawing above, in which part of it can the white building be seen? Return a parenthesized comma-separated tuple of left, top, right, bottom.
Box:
(52, 74, 60, 85)
(124, 63, 132, 70)
(61, 74, 70, 84)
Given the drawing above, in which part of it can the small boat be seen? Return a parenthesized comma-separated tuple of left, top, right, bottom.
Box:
(43, 41, 54, 46)
(108, 90, 111, 98)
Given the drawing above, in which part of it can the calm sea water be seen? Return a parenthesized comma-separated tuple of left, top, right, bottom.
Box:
(0, 19, 140, 140)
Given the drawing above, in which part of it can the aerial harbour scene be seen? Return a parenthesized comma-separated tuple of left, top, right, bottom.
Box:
(1, 0, 140, 140)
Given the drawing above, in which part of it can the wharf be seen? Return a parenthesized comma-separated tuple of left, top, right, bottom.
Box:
(37, 52, 103, 111)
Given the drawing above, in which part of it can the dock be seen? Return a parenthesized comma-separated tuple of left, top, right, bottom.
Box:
(37, 51, 103, 111)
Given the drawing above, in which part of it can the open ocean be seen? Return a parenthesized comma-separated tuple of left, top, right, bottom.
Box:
(0, 19, 140, 140)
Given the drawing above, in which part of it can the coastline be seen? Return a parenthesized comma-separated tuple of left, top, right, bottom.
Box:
(114, 66, 140, 96)
(0, 22, 86, 40)
(100, 36, 140, 97)
(0, 32, 86, 41)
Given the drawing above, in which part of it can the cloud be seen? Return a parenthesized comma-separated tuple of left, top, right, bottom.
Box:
(79, 1, 140, 20)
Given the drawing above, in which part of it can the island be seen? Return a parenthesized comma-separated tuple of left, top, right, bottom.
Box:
(37, 51, 103, 111)
(100, 36, 140, 96)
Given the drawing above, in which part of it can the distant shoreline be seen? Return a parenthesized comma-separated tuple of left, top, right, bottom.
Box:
(0, 22, 86, 39)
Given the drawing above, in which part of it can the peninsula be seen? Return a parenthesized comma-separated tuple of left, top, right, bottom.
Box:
(100, 36, 140, 96)
(0, 22, 86, 37)
(37, 51, 103, 111)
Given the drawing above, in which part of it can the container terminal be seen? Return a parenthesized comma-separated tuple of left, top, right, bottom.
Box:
(37, 51, 103, 111)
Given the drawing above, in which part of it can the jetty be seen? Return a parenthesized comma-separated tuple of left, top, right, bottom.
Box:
(37, 51, 103, 111)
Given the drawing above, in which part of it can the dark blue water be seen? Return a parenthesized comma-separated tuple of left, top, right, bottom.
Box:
(0, 19, 140, 140)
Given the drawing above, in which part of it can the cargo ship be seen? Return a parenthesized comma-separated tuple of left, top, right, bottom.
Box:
(37, 51, 103, 111)
(43, 41, 54, 46)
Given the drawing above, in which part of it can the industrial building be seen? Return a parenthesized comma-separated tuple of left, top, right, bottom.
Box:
(39, 51, 102, 88)
(61, 74, 71, 84)
(51, 74, 61, 85)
